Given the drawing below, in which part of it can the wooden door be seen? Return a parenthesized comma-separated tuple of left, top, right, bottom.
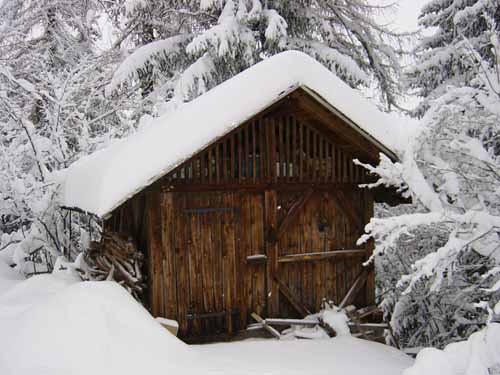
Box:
(274, 189, 369, 317)
(173, 191, 240, 338)
(172, 191, 268, 338)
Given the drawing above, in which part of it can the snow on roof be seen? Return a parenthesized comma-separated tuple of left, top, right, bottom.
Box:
(62, 51, 411, 217)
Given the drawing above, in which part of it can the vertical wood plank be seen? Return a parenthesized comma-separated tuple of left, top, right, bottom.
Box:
(253, 193, 265, 315)
(267, 118, 277, 183)
(291, 116, 297, 180)
(343, 151, 348, 183)
(207, 149, 213, 184)
(259, 118, 267, 181)
(265, 190, 279, 317)
(331, 145, 336, 182)
(174, 194, 189, 335)
(222, 192, 235, 334)
(252, 120, 257, 182)
(277, 117, 283, 179)
(161, 192, 177, 319)
(319, 135, 323, 181)
(238, 130, 243, 183)
(147, 189, 163, 319)
(187, 197, 200, 335)
(240, 193, 251, 327)
(215, 143, 220, 184)
(323, 140, 328, 183)
(230, 134, 235, 181)
(200, 153, 206, 184)
(285, 117, 290, 179)
(245, 125, 250, 181)
(299, 122, 303, 182)
(349, 153, 354, 183)
(212, 196, 224, 332)
(312, 130, 317, 180)
(222, 140, 227, 182)
(265, 118, 272, 182)
(305, 126, 310, 179)
(337, 149, 342, 183)
(234, 192, 246, 330)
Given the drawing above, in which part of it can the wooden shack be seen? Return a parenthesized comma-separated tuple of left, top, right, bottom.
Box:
(62, 51, 402, 341)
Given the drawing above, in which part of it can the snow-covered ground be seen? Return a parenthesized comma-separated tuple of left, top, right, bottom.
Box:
(0, 259, 413, 375)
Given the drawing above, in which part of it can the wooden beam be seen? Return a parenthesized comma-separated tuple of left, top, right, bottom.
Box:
(265, 318, 318, 326)
(327, 190, 363, 230)
(273, 188, 314, 243)
(251, 312, 281, 339)
(265, 190, 279, 317)
(339, 268, 369, 309)
(290, 88, 386, 163)
(277, 249, 366, 263)
(274, 275, 312, 317)
(163, 182, 360, 193)
(246, 254, 268, 264)
(350, 305, 380, 320)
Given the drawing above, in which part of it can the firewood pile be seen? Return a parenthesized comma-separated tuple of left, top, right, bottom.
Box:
(86, 231, 145, 301)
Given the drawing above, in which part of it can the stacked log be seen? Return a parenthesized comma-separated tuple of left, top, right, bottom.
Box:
(86, 232, 145, 301)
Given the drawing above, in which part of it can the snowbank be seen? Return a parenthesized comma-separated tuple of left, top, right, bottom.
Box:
(63, 51, 416, 217)
(0, 273, 208, 375)
(201, 336, 413, 375)
(404, 323, 500, 375)
(0, 259, 23, 296)
(0, 268, 413, 375)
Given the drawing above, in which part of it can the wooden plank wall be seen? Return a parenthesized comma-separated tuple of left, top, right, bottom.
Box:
(136, 191, 267, 338)
(106, 189, 372, 339)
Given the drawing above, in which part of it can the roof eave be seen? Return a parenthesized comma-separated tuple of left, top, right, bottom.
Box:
(299, 86, 399, 163)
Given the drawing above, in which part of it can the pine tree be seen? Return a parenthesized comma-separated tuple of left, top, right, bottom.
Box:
(408, 0, 500, 115)
(362, 9, 500, 350)
(108, 0, 406, 112)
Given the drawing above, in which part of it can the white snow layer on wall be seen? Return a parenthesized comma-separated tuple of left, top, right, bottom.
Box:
(63, 51, 415, 217)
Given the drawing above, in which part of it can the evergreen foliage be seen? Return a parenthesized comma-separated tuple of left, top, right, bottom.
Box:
(367, 2, 500, 350)
(408, 0, 500, 115)
(0, 0, 134, 272)
(109, 0, 406, 111)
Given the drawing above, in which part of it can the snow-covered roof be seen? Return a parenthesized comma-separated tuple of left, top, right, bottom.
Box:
(62, 51, 408, 217)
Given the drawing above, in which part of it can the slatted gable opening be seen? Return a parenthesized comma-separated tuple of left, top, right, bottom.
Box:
(165, 114, 368, 185)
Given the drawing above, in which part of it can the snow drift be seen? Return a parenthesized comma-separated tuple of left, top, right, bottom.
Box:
(404, 323, 500, 375)
(0, 272, 207, 375)
(0, 261, 413, 375)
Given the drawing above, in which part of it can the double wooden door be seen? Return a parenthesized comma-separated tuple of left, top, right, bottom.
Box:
(156, 188, 370, 339)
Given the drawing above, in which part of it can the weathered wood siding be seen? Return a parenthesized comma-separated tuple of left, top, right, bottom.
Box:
(161, 112, 370, 189)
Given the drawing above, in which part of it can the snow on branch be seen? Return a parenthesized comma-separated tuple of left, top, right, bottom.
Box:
(293, 40, 370, 88)
(106, 35, 191, 95)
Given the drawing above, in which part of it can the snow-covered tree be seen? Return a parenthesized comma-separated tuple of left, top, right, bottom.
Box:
(361, 14, 500, 350)
(0, 0, 134, 273)
(408, 0, 500, 115)
(108, 0, 406, 113)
